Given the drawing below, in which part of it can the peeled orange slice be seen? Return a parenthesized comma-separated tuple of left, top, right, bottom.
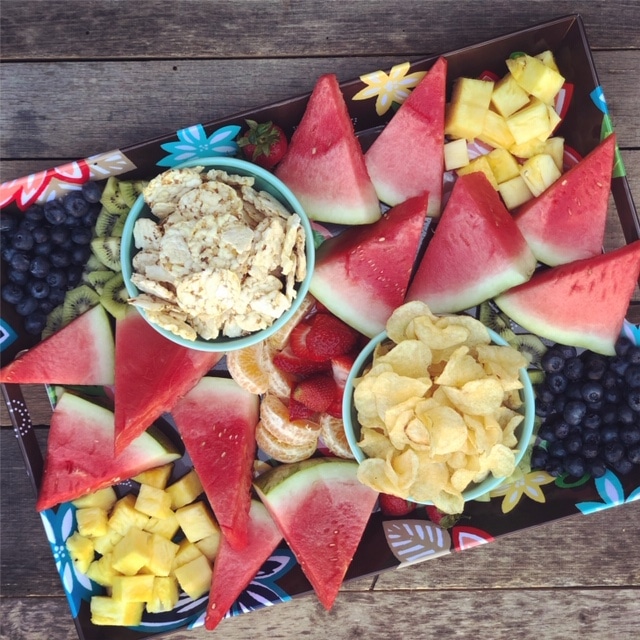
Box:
(226, 342, 270, 395)
(261, 344, 296, 397)
(260, 393, 320, 447)
(319, 414, 354, 459)
(255, 420, 318, 463)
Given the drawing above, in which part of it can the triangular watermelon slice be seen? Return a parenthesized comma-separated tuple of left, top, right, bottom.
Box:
(275, 74, 381, 225)
(205, 500, 282, 631)
(514, 134, 616, 266)
(365, 56, 447, 216)
(495, 240, 640, 355)
(171, 376, 259, 551)
(308, 191, 429, 337)
(37, 392, 180, 511)
(405, 172, 537, 313)
(113, 307, 221, 455)
(0, 304, 114, 385)
(254, 458, 379, 610)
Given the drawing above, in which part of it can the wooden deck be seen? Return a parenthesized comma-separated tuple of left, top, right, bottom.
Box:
(1, 2, 639, 639)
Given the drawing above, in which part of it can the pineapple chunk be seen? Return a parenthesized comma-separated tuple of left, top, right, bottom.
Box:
(108, 494, 150, 536)
(76, 507, 109, 539)
(456, 155, 498, 190)
(478, 110, 516, 149)
(72, 487, 117, 511)
(133, 463, 174, 490)
(535, 49, 560, 73)
(90, 596, 145, 626)
(146, 576, 180, 614)
(445, 77, 494, 140)
(175, 501, 218, 543)
(544, 136, 565, 171)
(490, 73, 530, 118)
(111, 528, 152, 576)
(506, 54, 565, 104)
(498, 175, 534, 210)
(145, 533, 179, 577)
(546, 104, 561, 135)
(86, 553, 121, 587)
(172, 539, 205, 570)
(166, 470, 203, 509)
(195, 530, 222, 563)
(93, 528, 123, 556)
(486, 148, 520, 184)
(174, 554, 212, 600)
(66, 532, 95, 574)
(112, 574, 156, 602)
(143, 510, 181, 540)
(444, 138, 469, 171)
(519, 153, 562, 196)
(135, 484, 173, 520)
(506, 99, 551, 145)
(509, 137, 547, 159)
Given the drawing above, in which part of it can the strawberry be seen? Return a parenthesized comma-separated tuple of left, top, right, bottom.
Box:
(237, 119, 288, 170)
(272, 345, 331, 376)
(325, 351, 358, 418)
(291, 373, 336, 413)
(288, 396, 318, 422)
(425, 505, 462, 529)
(378, 493, 417, 517)
(305, 313, 360, 361)
(288, 321, 315, 360)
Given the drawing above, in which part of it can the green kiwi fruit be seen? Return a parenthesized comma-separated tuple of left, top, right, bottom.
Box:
(62, 285, 100, 325)
(132, 180, 149, 197)
(41, 305, 65, 340)
(510, 333, 548, 367)
(478, 301, 511, 333)
(91, 236, 122, 271)
(99, 176, 130, 215)
(83, 254, 105, 273)
(87, 269, 117, 295)
(99, 272, 129, 320)
(95, 206, 124, 237)
(527, 369, 546, 385)
(118, 181, 139, 208)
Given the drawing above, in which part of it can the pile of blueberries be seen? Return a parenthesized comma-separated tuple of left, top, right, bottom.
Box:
(0, 182, 102, 335)
(530, 337, 640, 479)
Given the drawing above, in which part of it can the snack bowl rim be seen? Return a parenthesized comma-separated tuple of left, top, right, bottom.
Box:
(120, 156, 315, 352)
(342, 325, 536, 504)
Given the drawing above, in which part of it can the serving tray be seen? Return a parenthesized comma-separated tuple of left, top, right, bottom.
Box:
(2, 14, 640, 640)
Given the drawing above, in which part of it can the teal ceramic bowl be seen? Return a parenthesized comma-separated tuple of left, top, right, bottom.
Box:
(121, 157, 315, 352)
(342, 326, 536, 504)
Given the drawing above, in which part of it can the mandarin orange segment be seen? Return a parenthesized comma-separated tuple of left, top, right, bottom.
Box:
(255, 420, 318, 463)
(319, 414, 354, 459)
(261, 344, 296, 397)
(226, 342, 270, 395)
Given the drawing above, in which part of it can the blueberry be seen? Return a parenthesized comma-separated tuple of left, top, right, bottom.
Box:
(37, 299, 55, 315)
(588, 458, 607, 478)
(8, 269, 29, 286)
(584, 355, 607, 380)
(535, 400, 555, 419)
(583, 411, 602, 430)
(601, 424, 620, 444)
(50, 250, 71, 268)
(28, 279, 50, 300)
(541, 349, 565, 373)
(627, 346, 640, 365)
(600, 369, 619, 390)
(583, 429, 601, 446)
(538, 423, 558, 443)
(563, 400, 587, 426)
(12, 229, 34, 251)
(81, 203, 101, 228)
(1, 282, 24, 304)
(628, 445, 640, 465)
(620, 424, 640, 446)
(601, 404, 619, 425)
(555, 344, 578, 360)
(0, 211, 19, 234)
(50, 227, 70, 245)
(32, 225, 50, 244)
(24, 204, 45, 222)
(546, 371, 568, 394)
(618, 404, 635, 426)
(609, 356, 629, 377)
(46, 269, 67, 289)
(623, 364, 640, 389)
(548, 440, 567, 459)
(23, 313, 47, 336)
(70, 244, 91, 265)
(545, 457, 564, 476)
(9, 251, 30, 272)
(566, 382, 583, 400)
(43, 200, 67, 225)
(615, 336, 633, 357)
(62, 191, 90, 218)
(47, 287, 66, 306)
(70, 227, 93, 245)
(552, 396, 567, 413)
(553, 419, 571, 440)
(15, 296, 38, 316)
(536, 384, 556, 404)
(1, 244, 16, 263)
(565, 455, 586, 478)
(581, 381, 604, 404)
(530, 446, 549, 469)
(29, 255, 50, 278)
(563, 356, 584, 381)
(565, 434, 583, 454)
(81, 181, 102, 203)
(604, 386, 622, 404)
(581, 441, 600, 459)
(613, 457, 634, 475)
(67, 265, 83, 286)
(626, 389, 640, 413)
(603, 441, 625, 464)
(33, 240, 53, 257)
(18, 218, 38, 232)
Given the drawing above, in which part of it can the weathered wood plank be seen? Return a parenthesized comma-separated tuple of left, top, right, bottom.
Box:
(1, 51, 639, 162)
(1, 0, 639, 61)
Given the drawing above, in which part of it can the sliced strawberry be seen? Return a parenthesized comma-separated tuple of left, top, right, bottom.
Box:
(291, 373, 336, 413)
(306, 313, 360, 361)
(288, 321, 315, 360)
(288, 396, 318, 422)
(325, 391, 344, 419)
(331, 351, 357, 387)
(272, 345, 331, 376)
(379, 494, 417, 517)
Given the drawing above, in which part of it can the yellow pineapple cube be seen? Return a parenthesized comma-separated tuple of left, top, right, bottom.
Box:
(108, 494, 150, 536)
(146, 576, 180, 614)
(544, 136, 565, 171)
(444, 138, 469, 171)
(478, 110, 516, 149)
(506, 99, 551, 145)
(76, 507, 109, 539)
(506, 54, 565, 104)
(133, 463, 174, 490)
(172, 539, 205, 570)
(145, 533, 179, 577)
(93, 528, 123, 556)
(509, 137, 547, 159)
(90, 596, 145, 626)
(174, 554, 212, 600)
(66, 532, 95, 574)
(112, 574, 156, 602)
(166, 470, 203, 509)
(111, 528, 152, 576)
(498, 175, 534, 210)
(195, 530, 222, 563)
(519, 153, 562, 196)
(490, 73, 530, 118)
(72, 487, 118, 511)
(456, 155, 498, 190)
(486, 148, 520, 184)
(535, 49, 560, 73)
(143, 510, 181, 540)
(86, 553, 121, 587)
(135, 484, 173, 520)
(445, 77, 494, 140)
(175, 501, 218, 543)
(546, 104, 561, 136)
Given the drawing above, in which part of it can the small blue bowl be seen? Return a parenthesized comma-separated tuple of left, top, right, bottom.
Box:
(342, 327, 536, 504)
(121, 157, 315, 352)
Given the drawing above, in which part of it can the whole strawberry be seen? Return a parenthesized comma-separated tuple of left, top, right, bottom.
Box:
(238, 119, 288, 169)
(425, 505, 462, 529)
(378, 493, 416, 517)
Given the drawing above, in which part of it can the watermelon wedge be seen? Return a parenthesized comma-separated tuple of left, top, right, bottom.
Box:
(308, 192, 429, 337)
(275, 74, 381, 225)
(36, 392, 180, 511)
(495, 240, 640, 355)
(514, 134, 616, 266)
(205, 500, 282, 631)
(365, 56, 447, 216)
(405, 172, 537, 313)
(114, 307, 221, 455)
(171, 376, 259, 550)
(0, 304, 114, 385)
(254, 458, 379, 610)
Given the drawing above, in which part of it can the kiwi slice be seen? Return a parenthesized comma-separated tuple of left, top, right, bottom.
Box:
(62, 285, 100, 325)
(100, 272, 129, 320)
(527, 369, 546, 385)
(87, 269, 117, 295)
(95, 206, 124, 237)
(99, 176, 130, 215)
(510, 333, 548, 367)
(41, 305, 65, 340)
(91, 236, 122, 271)
(118, 181, 139, 208)
(83, 254, 105, 273)
(478, 301, 510, 333)
(132, 180, 149, 197)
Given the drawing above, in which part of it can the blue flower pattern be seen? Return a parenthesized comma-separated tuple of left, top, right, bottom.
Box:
(157, 124, 241, 167)
(575, 469, 640, 515)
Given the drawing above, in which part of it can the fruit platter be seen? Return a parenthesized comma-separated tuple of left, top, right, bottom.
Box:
(2, 14, 640, 640)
